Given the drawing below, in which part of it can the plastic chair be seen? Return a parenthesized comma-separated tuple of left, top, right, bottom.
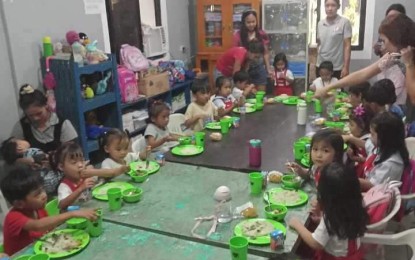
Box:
(361, 228, 415, 260)
(406, 137, 415, 160)
(0, 191, 9, 224)
(167, 113, 189, 136)
(45, 198, 59, 216)
(131, 135, 146, 153)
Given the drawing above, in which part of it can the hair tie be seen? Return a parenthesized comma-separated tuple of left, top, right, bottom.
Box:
(20, 85, 35, 95)
(353, 104, 365, 117)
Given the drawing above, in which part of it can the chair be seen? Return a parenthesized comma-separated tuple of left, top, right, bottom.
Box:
(406, 137, 415, 160)
(131, 135, 146, 153)
(0, 191, 9, 224)
(167, 113, 188, 136)
(361, 228, 415, 260)
(45, 198, 59, 216)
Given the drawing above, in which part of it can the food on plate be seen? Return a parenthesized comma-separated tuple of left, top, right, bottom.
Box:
(313, 117, 326, 126)
(126, 190, 140, 196)
(268, 171, 283, 183)
(210, 132, 222, 141)
(245, 103, 255, 108)
(241, 207, 258, 218)
(241, 220, 275, 237)
(40, 233, 81, 254)
(267, 98, 275, 104)
(270, 190, 301, 205)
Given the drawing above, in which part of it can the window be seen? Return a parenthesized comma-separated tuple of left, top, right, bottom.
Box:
(310, 0, 367, 50)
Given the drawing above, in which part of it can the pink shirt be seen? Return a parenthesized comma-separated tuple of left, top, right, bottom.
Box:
(216, 47, 247, 77)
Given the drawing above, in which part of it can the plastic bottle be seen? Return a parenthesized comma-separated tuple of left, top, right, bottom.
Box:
(43, 36, 53, 57)
(249, 139, 262, 167)
(297, 102, 307, 125)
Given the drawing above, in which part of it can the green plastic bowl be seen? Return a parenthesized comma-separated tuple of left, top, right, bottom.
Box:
(324, 121, 345, 130)
(178, 137, 192, 145)
(255, 103, 264, 111)
(122, 188, 143, 203)
(131, 171, 149, 183)
(66, 217, 88, 229)
(264, 204, 288, 221)
(282, 175, 302, 189)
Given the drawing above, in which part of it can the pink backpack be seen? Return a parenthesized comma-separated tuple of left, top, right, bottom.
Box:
(363, 182, 395, 225)
(117, 66, 139, 103)
(120, 44, 149, 72)
(400, 159, 415, 212)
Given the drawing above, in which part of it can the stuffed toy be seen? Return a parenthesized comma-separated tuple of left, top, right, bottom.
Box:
(85, 111, 110, 139)
(66, 30, 86, 65)
(79, 32, 90, 46)
(86, 40, 108, 64)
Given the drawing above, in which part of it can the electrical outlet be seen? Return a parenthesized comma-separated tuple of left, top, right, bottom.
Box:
(180, 45, 186, 53)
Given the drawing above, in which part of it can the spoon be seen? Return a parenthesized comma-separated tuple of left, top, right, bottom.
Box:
(266, 191, 271, 209)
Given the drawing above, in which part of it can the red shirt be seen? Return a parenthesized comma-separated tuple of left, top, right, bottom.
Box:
(3, 208, 48, 255)
(216, 47, 247, 77)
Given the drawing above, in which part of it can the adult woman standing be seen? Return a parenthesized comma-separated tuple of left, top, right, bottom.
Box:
(317, 0, 352, 79)
(12, 84, 78, 153)
(233, 10, 271, 91)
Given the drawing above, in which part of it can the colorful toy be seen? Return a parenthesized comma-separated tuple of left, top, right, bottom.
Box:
(83, 85, 94, 99)
(96, 72, 112, 95)
(79, 32, 90, 46)
(86, 40, 108, 64)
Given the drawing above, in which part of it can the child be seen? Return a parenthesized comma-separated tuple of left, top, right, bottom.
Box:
(1, 137, 63, 195)
(288, 128, 344, 186)
(232, 70, 256, 101)
(348, 81, 370, 108)
(53, 142, 127, 210)
(345, 104, 375, 178)
(288, 163, 369, 259)
(1, 166, 97, 255)
(184, 79, 218, 131)
(212, 76, 240, 117)
(100, 128, 147, 170)
(360, 112, 409, 191)
(144, 100, 178, 151)
(365, 79, 404, 118)
(273, 52, 294, 96)
(310, 61, 338, 92)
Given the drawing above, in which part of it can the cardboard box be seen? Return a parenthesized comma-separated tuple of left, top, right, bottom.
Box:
(138, 72, 169, 97)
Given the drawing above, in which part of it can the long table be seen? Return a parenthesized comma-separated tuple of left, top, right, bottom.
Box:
(15, 222, 267, 260)
(165, 103, 314, 172)
(83, 163, 313, 258)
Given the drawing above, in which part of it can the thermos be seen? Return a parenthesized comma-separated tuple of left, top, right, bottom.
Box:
(249, 139, 262, 167)
(297, 101, 307, 125)
(43, 36, 53, 57)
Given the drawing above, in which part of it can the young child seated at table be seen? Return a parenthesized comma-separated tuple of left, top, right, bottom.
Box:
(232, 71, 256, 101)
(273, 52, 294, 96)
(288, 163, 368, 259)
(359, 112, 408, 191)
(53, 142, 127, 210)
(348, 81, 370, 108)
(184, 79, 218, 131)
(1, 137, 63, 195)
(1, 166, 97, 255)
(310, 61, 338, 92)
(212, 76, 242, 117)
(100, 128, 148, 170)
(144, 100, 178, 151)
(345, 104, 374, 178)
(365, 79, 404, 119)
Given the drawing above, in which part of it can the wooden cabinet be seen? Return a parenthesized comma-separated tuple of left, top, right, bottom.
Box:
(196, 0, 260, 88)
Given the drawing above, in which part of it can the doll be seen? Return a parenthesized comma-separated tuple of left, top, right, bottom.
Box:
(86, 40, 108, 64)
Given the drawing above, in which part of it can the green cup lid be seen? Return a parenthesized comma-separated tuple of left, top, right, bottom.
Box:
(249, 139, 261, 147)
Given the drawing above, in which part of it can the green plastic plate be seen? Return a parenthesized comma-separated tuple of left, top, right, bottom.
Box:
(264, 188, 309, 207)
(92, 182, 135, 201)
(33, 229, 90, 258)
(234, 218, 286, 245)
(233, 107, 256, 114)
(246, 98, 256, 104)
(171, 145, 204, 156)
(274, 95, 290, 102)
(129, 161, 160, 175)
(205, 122, 221, 130)
(282, 97, 299, 105)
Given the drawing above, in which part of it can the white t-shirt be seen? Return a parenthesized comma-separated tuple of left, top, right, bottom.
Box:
(312, 218, 360, 257)
(212, 95, 236, 109)
(101, 153, 140, 170)
(184, 101, 218, 131)
(312, 77, 338, 90)
(58, 182, 90, 204)
(232, 87, 244, 101)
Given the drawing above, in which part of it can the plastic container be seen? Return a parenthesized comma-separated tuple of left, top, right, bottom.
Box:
(297, 102, 307, 125)
(249, 139, 262, 167)
(43, 36, 53, 57)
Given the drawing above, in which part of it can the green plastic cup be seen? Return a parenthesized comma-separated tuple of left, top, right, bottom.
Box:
(306, 91, 313, 103)
(256, 92, 265, 104)
(88, 209, 103, 237)
(194, 132, 206, 147)
(249, 172, 263, 195)
(107, 188, 122, 211)
(14, 255, 32, 260)
(220, 118, 230, 134)
(314, 99, 322, 113)
(29, 254, 50, 260)
(229, 236, 248, 260)
(293, 141, 306, 161)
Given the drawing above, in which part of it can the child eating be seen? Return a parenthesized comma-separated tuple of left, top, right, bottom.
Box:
(212, 76, 241, 117)
(232, 71, 256, 101)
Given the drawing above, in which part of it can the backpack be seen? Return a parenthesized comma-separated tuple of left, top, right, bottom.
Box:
(117, 66, 139, 103)
(120, 44, 149, 72)
(363, 182, 396, 225)
(400, 159, 415, 211)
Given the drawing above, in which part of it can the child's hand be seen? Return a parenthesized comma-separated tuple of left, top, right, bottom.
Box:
(288, 217, 302, 229)
(71, 208, 98, 221)
(115, 165, 129, 176)
(80, 178, 96, 190)
(342, 134, 351, 143)
(285, 162, 301, 174)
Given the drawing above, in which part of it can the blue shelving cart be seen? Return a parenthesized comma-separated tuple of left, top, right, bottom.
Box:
(47, 54, 122, 159)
